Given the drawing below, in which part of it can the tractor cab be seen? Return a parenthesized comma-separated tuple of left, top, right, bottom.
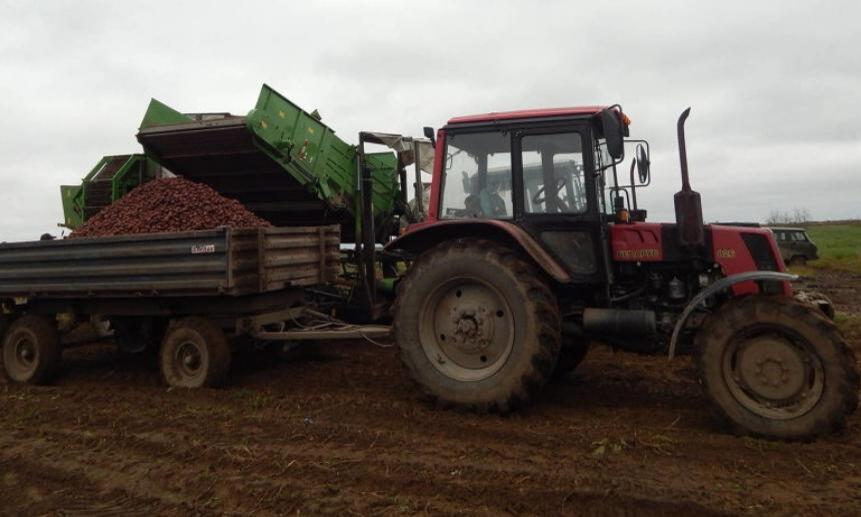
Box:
(414, 105, 644, 283)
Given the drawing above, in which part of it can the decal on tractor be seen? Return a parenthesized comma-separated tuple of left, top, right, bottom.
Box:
(615, 248, 660, 259)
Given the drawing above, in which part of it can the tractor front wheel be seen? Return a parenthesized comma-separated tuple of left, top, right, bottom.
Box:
(696, 296, 858, 440)
(393, 239, 561, 412)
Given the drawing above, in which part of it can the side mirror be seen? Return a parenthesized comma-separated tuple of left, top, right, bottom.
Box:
(601, 108, 624, 160)
(423, 126, 436, 148)
(636, 144, 650, 183)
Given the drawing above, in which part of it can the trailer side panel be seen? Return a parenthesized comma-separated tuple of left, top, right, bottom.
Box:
(0, 226, 340, 298)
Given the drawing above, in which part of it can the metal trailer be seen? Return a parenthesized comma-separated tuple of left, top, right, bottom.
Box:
(0, 225, 388, 388)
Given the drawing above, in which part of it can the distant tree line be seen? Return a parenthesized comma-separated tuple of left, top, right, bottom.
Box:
(766, 207, 812, 225)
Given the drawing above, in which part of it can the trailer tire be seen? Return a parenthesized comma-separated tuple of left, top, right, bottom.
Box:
(696, 295, 859, 440)
(160, 318, 231, 388)
(2, 315, 62, 385)
(393, 239, 561, 413)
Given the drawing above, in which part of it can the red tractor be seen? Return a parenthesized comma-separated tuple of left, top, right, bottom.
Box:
(388, 106, 859, 440)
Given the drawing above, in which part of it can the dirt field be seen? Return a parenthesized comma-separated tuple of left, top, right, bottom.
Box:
(1, 272, 860, 515)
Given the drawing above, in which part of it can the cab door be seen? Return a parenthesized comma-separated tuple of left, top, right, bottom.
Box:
(512, 125, 607, 284)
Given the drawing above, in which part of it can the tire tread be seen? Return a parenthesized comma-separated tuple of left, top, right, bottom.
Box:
(393, 239, 560, 413)
(695, 295, 858, 440)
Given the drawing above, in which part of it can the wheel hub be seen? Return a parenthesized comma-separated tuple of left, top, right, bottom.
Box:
(724, 330, 824, 420)
(176, 342, 203, 376)
(450, 307, 491, 353)
(15, 339, 36, 367)
(420, 279, 515, 381)
(737, 337, 806, 400)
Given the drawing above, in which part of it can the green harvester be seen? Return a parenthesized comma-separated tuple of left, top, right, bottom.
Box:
(62, 85, 402, 241)
(60, 154, 164, 229)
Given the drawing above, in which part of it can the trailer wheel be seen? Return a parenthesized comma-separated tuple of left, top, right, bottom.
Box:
(393, 239, 561, 412)
(2, 315, 62, 385)
(160, 318, 231, 388)
(696, 295, 859, 440)
(552, 337, 590, 380)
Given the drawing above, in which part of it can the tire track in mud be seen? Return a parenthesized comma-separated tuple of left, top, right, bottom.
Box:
(6, 356, 860, 512)
(0, 420, 730, 516)
(0, 371, 722, 514)
(0, 440, 181, 515)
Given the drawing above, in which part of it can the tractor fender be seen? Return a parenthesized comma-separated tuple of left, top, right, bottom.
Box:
(386, 219, 571, 283)
(668, 271, 798, 359)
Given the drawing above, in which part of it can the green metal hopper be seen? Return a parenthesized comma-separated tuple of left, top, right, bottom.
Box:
(136, 85, 400, 239)
(61, 154, 164, 229)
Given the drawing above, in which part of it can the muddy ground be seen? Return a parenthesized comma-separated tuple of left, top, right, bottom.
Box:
(1, 271, 860, 516)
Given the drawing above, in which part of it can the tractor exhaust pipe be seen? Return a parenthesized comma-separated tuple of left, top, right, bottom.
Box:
(583, 308, 656, 338)
(673, 108, 705, 247)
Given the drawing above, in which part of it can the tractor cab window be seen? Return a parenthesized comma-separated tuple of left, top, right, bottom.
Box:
(520, 132, 587, 214)
(440, 131, 512, 219)
(594, 141, 618, 216)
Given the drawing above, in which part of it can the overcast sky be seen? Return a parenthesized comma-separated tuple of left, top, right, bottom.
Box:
(1, 0, 859, 241)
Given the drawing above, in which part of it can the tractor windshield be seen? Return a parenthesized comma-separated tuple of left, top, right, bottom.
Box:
(440, 131, 513, 219)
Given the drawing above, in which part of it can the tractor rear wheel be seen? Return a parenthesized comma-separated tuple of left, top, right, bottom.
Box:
(696, 295, 858, 440)
(160, 318, 231, 388)
(2, 314, 62, 385)
(393, 239, 561, 412)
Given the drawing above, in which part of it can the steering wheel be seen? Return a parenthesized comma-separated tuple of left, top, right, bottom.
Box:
(532, 177, 568, 207)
